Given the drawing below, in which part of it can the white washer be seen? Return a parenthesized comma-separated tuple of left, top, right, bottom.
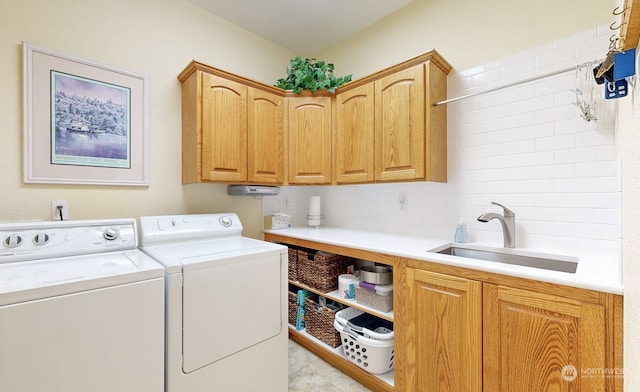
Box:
(138, 213, 288, 392)
(0, 218, 165, 392)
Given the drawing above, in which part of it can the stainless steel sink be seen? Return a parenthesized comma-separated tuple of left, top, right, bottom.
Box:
(429, 245, 578, 273)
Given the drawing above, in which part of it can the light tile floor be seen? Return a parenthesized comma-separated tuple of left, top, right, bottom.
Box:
(288, 339, 372, 392)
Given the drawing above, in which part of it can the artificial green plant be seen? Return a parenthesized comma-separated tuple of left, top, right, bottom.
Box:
(275, 56, 352, 94)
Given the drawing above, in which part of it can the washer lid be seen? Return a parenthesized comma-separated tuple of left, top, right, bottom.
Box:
(0, 250, 164, 305)
(140, 236, 286, 274)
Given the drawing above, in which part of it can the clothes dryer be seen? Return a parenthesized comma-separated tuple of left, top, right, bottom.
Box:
(138, 213, 287, 392)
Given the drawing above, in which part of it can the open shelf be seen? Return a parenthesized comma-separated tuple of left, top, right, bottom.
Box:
(289, 325, 394, 390)
(289, 279, 394, 322)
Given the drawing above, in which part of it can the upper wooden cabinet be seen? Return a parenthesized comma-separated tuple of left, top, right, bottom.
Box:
(335, 52, 450, 184)
(248, 88, 284, 183)
(179, 51, 451, 185)
(287, 92, 333, 184)
(374, 65, 425, 182)
(334, 83, 375, 184)
(179, 62, 285, 184)
(201, 73, 247, 182)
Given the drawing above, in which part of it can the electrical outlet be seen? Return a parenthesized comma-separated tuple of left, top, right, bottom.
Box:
(399, 194, 408, 211)
(51, 200, 69, 221)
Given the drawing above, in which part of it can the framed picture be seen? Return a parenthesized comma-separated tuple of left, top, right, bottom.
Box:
(23, 42, 149, 186)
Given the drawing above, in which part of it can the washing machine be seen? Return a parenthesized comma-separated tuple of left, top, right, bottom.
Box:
(0, 218, 165, 392)
(138, 213, 288, 392)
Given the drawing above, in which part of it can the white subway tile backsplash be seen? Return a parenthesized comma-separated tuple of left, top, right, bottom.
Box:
(265, 25, 620, 258)
(554, 146, 599, 164)
(535, 134, 576, 151)
(554, 28, 598, 48)
(554, 117, 592, 135)
(575, 161, 618, 178)
(535, 46, 578, 70)
(575, 129, 615, 147)
(500, 114, 538, 132)
(534, 163, 576, 179)
(471, 67, 503, 88)
(516, 151, 555, 166)
(500, 139, 537, 155)
(458, 64, 486, 78)
(502, 57, 537, 79)
(554, 178, 602, 193)
(534, 193, 576, 208)
(598, 176, 621, 193)
(575, 193, 621, 209)
(535, 105, 576, 123)
(486, 55, 518, 71)
(517, 42, 556, 61)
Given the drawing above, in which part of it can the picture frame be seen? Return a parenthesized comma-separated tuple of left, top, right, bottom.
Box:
(23, 42, 149, 186)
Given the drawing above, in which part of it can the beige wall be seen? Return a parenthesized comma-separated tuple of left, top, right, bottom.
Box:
(321, 0, 613, 77)
(0, 0, 294, 239)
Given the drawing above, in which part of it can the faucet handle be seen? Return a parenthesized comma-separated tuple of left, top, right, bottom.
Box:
(491, 201, 515, 217)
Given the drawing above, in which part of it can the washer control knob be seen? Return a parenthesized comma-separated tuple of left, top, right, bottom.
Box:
(4, 234, 23, 248)
(219, 216, 233, 227)
(33, 233, 50, 246)
(103, 227, 120, 241)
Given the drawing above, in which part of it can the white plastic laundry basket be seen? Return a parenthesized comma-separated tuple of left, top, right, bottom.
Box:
(333, 307, 394, 375)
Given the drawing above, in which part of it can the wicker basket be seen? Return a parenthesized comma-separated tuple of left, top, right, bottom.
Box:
(297, 249, 347, 292)
(288, 247, 298, 281)
(288, 291, 298, 326)
(304, 296, 342, 348)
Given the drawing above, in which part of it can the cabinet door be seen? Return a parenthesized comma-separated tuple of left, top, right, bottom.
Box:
(484, 284, 606, 391)
(335, 83, 375, 184)
(247, 88, 284, 184)
(401, 268, 482, 392)
(287, 95, 332, 184)
(201, 73, 247, 182)
(374, 64, 425, 181)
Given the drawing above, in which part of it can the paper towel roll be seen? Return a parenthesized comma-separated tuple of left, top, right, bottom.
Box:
(338, 274, 357, 299)
(309, 196, 321, 216)
(308, 195, 322, 227)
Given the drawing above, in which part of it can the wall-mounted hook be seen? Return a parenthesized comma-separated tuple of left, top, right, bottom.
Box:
(610, 20, 625, 31)
(613, 6, 626, 16)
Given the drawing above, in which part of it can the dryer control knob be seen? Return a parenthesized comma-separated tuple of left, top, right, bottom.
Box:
(219, 216, 233, 227)
(103, 227, 120, 241)
(4, 234, 23, 248)
(33, 233, 50, 246)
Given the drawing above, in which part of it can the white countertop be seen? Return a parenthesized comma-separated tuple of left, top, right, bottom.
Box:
(264, 227, 623, 295)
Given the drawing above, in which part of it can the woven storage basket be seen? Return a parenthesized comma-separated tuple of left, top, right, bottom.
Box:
(288, 247, 298, 281)
(304, 296, 342, 348)
(297, 249, 347, 292)
(288, 291, 298, 326)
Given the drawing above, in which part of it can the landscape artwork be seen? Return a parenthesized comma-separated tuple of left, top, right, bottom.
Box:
(51, 71, 131, 169)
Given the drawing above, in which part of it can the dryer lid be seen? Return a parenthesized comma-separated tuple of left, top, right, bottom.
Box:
(140, 236, 286, 274)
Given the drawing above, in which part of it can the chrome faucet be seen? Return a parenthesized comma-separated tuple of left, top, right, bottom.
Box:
(477, 202, 516, 248)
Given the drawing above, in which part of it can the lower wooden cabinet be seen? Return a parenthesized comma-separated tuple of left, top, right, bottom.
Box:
(483, 284, 607, 391)
(396, 262, 622, 392)
(397, 268, 482, 392)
